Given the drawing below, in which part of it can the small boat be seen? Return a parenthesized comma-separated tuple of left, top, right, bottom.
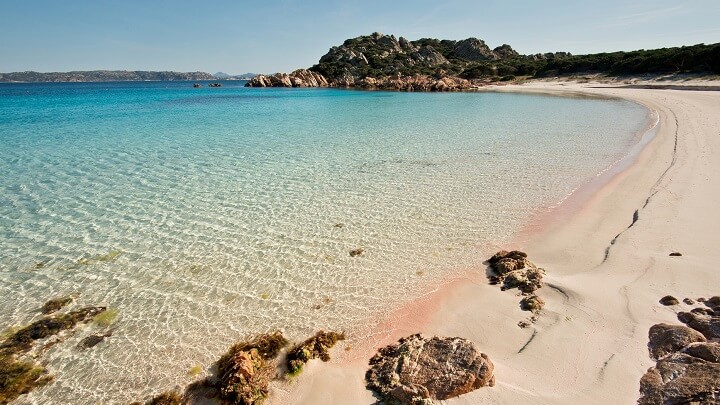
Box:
(208, 83, 223, 87)
(193, 83, 201, 88)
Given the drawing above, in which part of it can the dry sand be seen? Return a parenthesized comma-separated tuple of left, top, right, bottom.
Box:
(271, 82, 720, 404)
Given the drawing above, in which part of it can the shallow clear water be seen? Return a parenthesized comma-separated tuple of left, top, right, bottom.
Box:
(0, 81, 648, 403)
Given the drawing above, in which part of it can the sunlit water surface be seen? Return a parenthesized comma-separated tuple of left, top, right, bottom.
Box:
(0, 81, 649, 403)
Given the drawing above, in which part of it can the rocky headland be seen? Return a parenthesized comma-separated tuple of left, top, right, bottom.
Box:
(246, 32, 720, 91)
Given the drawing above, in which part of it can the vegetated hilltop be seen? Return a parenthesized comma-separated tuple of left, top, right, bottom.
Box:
(0, 70, 214, 83)
(246, 32, 720, 90)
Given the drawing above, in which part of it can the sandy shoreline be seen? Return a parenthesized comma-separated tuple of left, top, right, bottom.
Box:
(271, 82, 720, 404)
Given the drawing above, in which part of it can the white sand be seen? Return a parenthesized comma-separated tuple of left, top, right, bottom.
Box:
(272, 82, 720, 404)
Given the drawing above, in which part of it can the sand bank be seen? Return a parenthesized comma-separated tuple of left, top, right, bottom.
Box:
(273, 82, 720, 404)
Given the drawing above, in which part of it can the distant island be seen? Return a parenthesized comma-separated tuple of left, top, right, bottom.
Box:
(246, 32, 720, 90)
(0, 70, 215, 83)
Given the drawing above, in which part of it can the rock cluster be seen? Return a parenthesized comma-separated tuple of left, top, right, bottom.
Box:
(245, 69, 329, 88)
(366, 334, 495, 404)
(487, 250, 546, 316)
(639, 296, 720, 404)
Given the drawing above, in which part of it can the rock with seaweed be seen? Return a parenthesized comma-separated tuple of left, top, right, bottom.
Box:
(286, 331, 345, 376)
(40, 296, 73, 314)
(1, 306, 107, 355)
(216, 331, 288, 405)
(0, 355, 53, 404)
(366, 334, 495, 404)
(0, 306, 107, 403)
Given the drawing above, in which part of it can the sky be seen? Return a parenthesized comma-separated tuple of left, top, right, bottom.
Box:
(1, 0, 719, 74)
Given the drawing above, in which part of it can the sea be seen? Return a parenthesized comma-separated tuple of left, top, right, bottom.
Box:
(0, 80, 651, 403)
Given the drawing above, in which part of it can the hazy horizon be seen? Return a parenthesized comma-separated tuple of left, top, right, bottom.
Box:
(2, 0, 719, 74)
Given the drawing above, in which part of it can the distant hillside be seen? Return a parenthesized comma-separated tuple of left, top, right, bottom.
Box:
(0, 70, 214, 83)
(247, 32, 720, 90)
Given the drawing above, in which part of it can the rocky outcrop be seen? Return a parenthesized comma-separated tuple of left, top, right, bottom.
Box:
(245, 69, 329, 88)
(366, 334, 494, 404)
(639, 296, 720, 404)
(453, 38, 498, 61)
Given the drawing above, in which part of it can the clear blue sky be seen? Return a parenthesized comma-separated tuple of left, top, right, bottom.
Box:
(2, 0, 719, 74)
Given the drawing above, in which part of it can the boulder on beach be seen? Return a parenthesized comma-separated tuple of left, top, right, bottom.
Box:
(366, 334, 494, 404)
(647, 323, 706, 360)
(659, 295, 680, 306)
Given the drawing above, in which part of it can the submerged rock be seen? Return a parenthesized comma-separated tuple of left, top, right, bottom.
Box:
(40, 296, 73, 314)
(366, 334, 494, 404)
(0, 306, 107, 403)
(1, 306, 107, 355)
(76, 330, 113, 350)
(349, 248, 365, 257)
(286, 331, 345, 375)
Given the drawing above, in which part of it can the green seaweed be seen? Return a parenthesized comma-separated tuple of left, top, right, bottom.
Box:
(76, 250, 122, 265)
(187, 364, 202, 377)
(92, 308, 118, 327)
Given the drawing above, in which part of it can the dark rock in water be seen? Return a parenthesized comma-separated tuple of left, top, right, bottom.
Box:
(333, 223, 344, 228)
(349, 248, 365, 257)
(639, 352, 720, 405)
(286, 331, 345, 375)
(648, 323, 706, 361)
(520, 295, 545, 313)
(683, 298, 695, 305)
(40, 296, 73, 314)
(76, 331, 112, 350)
(366, 334, 494, 404)
(677, 311, 720, 339)
(669, 252, 683, 256)
(659, 295, 680, 306)
(222, 331, 288, 362)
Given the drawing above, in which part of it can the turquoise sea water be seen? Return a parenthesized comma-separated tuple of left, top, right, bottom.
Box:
(0, 81, 649, 403)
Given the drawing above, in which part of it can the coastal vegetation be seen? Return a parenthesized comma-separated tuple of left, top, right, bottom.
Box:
(0, 70, 214, 83)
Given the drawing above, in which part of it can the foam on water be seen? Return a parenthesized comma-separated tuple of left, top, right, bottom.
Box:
(0, 81, 649, 403)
